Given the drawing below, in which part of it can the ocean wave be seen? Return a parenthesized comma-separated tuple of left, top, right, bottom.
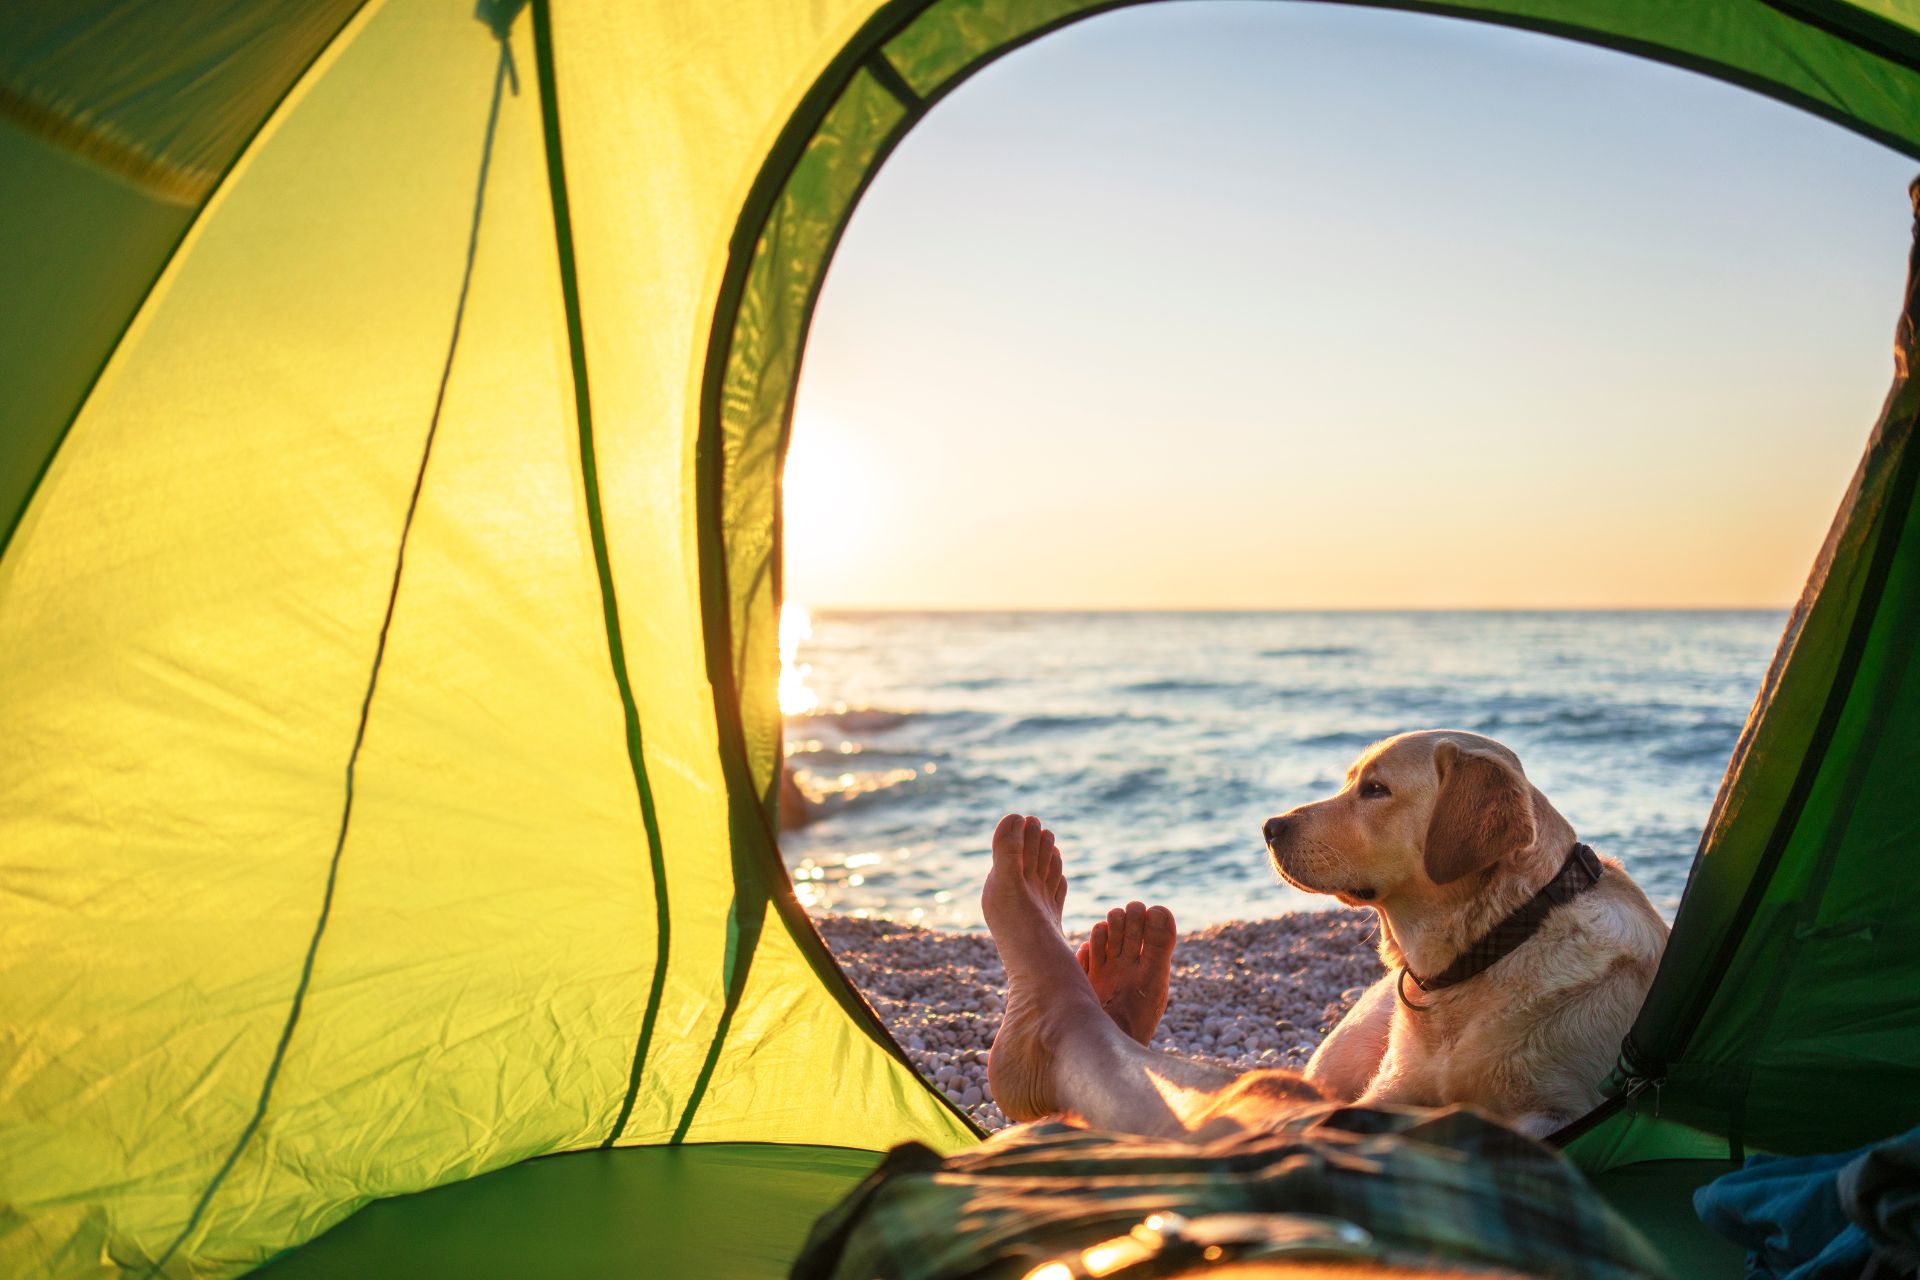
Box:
(1294, 730, 1389, 751)
(1481, 716, 1667, 746)
(1119, 678, 1263, 695)
(1261, 645, 1362, 659)
(1088, 766, 1168, 803)
(788, 707, 990, 735)
(1108, 843, 1249, 876)
(790, 708, 911, 733)
(1471, 703, 1740, 744)
(1650, 724, 1743, 766)
(1007, 712, 1168, 735)
(939, 675, 1010, 691)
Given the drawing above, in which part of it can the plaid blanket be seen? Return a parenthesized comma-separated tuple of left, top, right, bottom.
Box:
(793, 1104, 1671, 1280)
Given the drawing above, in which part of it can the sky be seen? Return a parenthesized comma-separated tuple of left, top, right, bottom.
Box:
(783, 2, 1917, 611)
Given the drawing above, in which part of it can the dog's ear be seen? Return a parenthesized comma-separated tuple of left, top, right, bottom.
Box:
(1423, 741, 1537, 886)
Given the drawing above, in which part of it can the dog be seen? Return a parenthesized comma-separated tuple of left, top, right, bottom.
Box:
(1264, 729, 1667, 1138)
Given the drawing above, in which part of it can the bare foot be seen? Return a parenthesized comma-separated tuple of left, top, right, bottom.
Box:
(1076, 902, 1176, 1044)
(982, 814, 1103, 1122)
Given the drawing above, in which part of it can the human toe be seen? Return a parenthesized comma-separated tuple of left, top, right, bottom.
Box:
(1121, 901, 1147, 959)
(1143, 905, 1176, 960)
(992, 813, 1026, 865)
(1022, 816, 1047, 872)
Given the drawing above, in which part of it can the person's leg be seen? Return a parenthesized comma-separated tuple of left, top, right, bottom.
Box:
(984, 814, 1322, 1139)
(1304, 973, 1395, 1100)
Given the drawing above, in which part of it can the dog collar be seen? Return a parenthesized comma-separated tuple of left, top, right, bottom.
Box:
(1398, 842, 1604, 1010)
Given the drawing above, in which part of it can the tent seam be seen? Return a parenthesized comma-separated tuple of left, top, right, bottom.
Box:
(526, 0, 675, 1152)
(863, 52, 923, 108)
(143, 34, 517, 1276)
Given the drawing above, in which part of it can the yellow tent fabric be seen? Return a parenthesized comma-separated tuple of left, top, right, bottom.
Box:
(2, 2, 968, 1275)
(3, 0, 1918, 1276)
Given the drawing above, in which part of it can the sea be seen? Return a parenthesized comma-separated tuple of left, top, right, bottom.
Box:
(779, 609, 1786, 931)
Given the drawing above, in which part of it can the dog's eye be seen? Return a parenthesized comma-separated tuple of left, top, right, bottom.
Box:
(1359, 780, 1391, 799)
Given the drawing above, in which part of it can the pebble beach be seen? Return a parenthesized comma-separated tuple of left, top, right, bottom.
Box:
(818, 908, 1386, 1131)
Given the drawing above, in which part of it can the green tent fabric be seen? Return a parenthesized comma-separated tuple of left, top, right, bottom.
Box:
(1, 1, 1916, 1276)
(1559, 174, 1920, 1164)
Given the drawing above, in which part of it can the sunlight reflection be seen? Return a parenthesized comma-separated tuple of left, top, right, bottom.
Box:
(779, 600, 818, 715)
(782, 406, 876, 609)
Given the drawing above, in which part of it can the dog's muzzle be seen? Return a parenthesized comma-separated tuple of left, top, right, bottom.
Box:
(1263, 816, 1376, 901)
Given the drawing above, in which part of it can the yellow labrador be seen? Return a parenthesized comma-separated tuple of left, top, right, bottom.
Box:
(1264, 730, 1667, 1138)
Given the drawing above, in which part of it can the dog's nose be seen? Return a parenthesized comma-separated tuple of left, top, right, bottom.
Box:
(1263, 816, 1290, 845)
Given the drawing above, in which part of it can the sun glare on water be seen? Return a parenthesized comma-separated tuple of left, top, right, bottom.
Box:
(778, 600, 818, 716)
(780, 406, 877, 611)
(779, 408, 874, 717)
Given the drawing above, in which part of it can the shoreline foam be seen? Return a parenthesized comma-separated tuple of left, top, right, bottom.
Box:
(817, 908, 1385, 1131)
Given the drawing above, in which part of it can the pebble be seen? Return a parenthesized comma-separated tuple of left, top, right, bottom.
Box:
(818, 910, 1384, 1132)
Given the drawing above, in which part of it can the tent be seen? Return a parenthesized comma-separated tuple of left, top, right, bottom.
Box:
(1, 0, 1916, 1276)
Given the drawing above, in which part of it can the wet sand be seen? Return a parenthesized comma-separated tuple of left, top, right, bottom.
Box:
(817, 909, 1385, 1130)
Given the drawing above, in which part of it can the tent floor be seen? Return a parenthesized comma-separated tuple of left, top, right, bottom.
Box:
(255, 1142, 1747, 1279)
(254, 1141, 882, 1279)
(1588, 1159, 1746, 1278)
